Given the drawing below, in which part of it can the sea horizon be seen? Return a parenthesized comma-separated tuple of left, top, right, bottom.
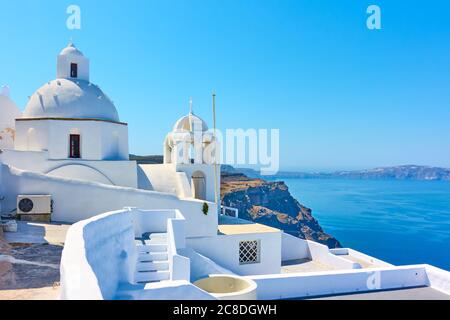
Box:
(279, 177, 450, 271)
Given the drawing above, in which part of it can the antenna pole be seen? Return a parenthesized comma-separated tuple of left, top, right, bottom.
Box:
(212, 91, 219, 214)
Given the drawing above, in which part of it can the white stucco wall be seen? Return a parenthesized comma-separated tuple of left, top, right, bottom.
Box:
(249, 265, 431, 300)
(187, 231, 281, 276)
(57, 50, 90, 81)
(132, 281, 215, 300)
(282, 233, 358, 270)
(138, 164, 182, 195)
(1, 164, 217, 237)
(15, 119, 49, 152)
(60, 209, 137, 300)
(281, 232, 311, 261)
(47, 164, 113, 185)
(14, 119, 128, 160)
(60, 208, 216, 300)
(425, 265, 450, 295)
(180, 247, 235, 282)
(307, 240, 359, 270)
(176, 163, 220, 203)
(0, 149, 137, 187)
(138, 163, 220, 203)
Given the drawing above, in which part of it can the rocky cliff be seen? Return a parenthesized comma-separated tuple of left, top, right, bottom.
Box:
(221, 169, 341, 248)
(130, 156, 341, 248)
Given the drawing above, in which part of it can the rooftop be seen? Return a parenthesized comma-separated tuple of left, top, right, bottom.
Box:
(218, 215, 280, 235)
(281, 258, 339, 273)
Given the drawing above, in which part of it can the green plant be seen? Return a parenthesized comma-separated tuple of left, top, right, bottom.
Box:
(202, 202, 209, 215)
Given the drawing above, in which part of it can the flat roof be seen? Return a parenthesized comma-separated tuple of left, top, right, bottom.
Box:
(3, 221, 70, 245)
(337, 254, 375, 268)
(218, 215, 281, 235)
(281, 258, 340, 273)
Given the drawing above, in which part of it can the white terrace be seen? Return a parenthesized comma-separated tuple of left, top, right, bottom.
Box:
(60, 208, 450, 300)
(2, 43, 449, 300)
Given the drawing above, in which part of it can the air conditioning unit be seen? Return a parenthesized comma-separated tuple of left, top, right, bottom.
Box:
(17, 195, 52, 215)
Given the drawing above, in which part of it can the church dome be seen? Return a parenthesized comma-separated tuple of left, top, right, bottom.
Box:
(22, 78, 120, 122)
(173, 113, 208, 132)
(59, 43, 84, 56)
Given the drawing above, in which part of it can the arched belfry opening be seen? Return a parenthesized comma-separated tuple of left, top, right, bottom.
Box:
(192, 171, 206, 200)
(163, 99, 216, 166)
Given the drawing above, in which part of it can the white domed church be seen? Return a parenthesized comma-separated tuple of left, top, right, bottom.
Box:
(0, 42, 221, 218)
(2, 43, 449, 301)
(1, 43, 137, 187)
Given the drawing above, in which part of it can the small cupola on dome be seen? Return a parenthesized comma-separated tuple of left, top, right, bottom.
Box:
(164, 97, 217, 166)
(57, 42, 90, 81)
(22, 43, 120, 122)
(172, 98, 209, 132)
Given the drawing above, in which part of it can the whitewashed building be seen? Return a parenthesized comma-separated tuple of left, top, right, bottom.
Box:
(0, 44, 449, 300)
(1, 43, 135, 187)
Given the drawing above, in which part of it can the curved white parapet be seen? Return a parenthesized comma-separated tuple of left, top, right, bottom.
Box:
(0, 164, 218, 238)
(193, 274, 258, 300)
(60, 209, 138, 300)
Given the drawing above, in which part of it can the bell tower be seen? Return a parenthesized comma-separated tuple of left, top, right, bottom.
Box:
(57, 42, 90, 81)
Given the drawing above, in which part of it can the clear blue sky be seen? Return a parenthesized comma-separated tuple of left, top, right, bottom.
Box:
(1, 0, 449, 171)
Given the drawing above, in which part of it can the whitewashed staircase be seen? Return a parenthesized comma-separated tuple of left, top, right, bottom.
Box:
(134, 233, 170, 284)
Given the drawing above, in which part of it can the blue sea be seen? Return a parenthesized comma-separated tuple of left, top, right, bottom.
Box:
(279, 178, 450, 271)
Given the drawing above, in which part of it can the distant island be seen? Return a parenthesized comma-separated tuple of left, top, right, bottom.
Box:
(129, 156, 449, 249)
(227, 165, 450, 181)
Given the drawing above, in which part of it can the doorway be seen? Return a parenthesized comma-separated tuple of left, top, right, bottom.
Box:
(192, 171, 206, 200)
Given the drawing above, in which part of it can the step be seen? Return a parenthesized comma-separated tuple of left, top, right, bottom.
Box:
(142, 232, 167, 240)
(136, 260, 169, 272)
(136, 243, 167, 253)
(144, 238, 167, 245)
(134, 270, 170, 283)
(138, 251, 168, 262)
(149, 233, 167, 241)
(146, 244, 167, 252)
(135, 239, 145, 246)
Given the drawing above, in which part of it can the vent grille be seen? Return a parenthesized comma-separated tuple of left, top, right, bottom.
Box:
(239, 240, 260, 265)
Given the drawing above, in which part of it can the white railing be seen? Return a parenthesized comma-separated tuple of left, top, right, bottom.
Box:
(220, 205, 239, 218)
